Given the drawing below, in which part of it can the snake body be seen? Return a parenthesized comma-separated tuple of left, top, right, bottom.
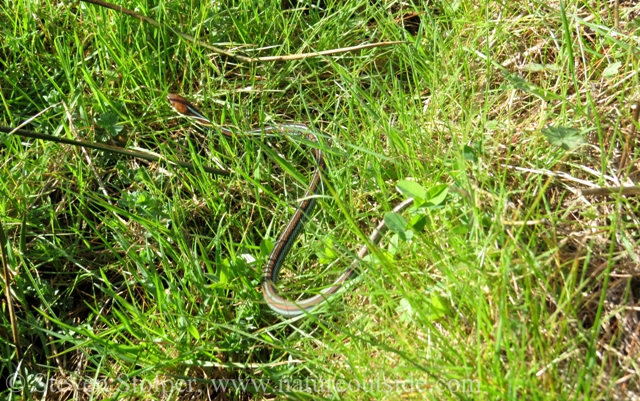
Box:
(167, 94, 413, 317)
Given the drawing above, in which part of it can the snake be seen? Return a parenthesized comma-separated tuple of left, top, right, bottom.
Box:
(167, 94, 414, 317)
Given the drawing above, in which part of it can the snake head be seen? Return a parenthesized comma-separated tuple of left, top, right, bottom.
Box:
(167, 94, 212, 126)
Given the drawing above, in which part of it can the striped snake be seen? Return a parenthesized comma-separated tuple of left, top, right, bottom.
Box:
(167, 94, 413, 317)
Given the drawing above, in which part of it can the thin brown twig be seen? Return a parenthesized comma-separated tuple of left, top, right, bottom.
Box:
(580, 186, 640, 196)
(80, 0, 250, 61)
(79, 0, 403, 63)
(252, 42, 405, 62)
(0, 126, 230, 176)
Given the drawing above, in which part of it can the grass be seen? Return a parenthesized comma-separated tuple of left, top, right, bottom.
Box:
(1, 0, 640, 399)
